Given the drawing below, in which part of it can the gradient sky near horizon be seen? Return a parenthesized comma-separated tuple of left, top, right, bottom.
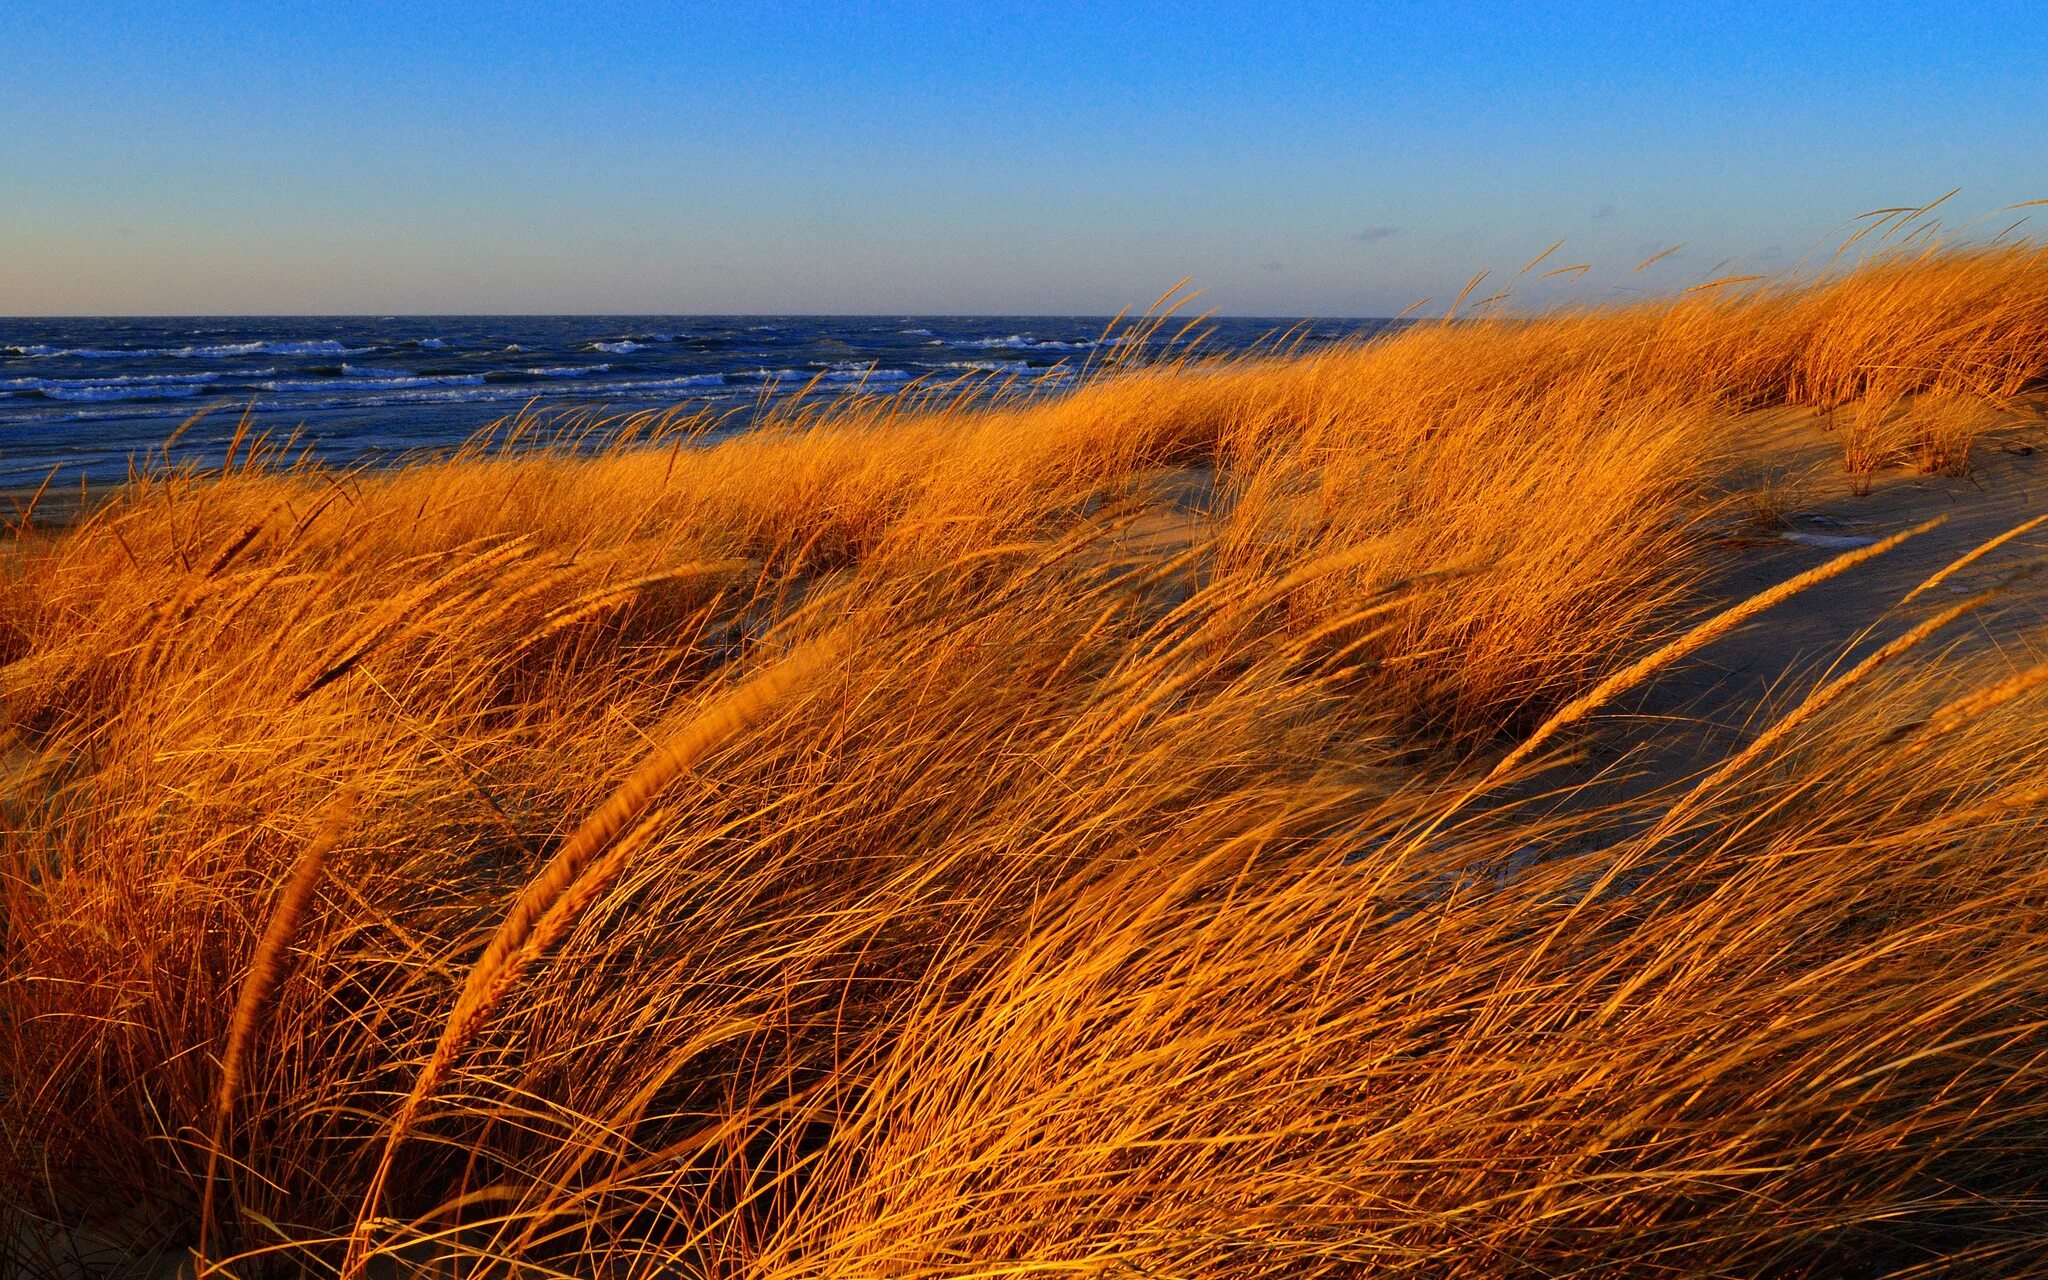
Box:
(3, 1, 2043, 316)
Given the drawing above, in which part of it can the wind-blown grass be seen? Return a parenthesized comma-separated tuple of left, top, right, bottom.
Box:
(3, 236, 2047, 1278)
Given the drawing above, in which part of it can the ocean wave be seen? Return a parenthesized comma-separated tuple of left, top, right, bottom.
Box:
(738, 365, 913, 386)
(959, 335, 1099, 351)
(390, 372, 724, 401)
(35, 371, 737, 416)
(280, 373, 733, 411)
(942, 360, 1031, 373)
(610, 373, 726, 391)
(258, 374, 487, 393)
(468, 371, 719, 393)
(5, 371, 231, 390)
(900, 328, 935, 336)
(39, 383, 207, 403)
(822, 364, 912, 383)
(313, 388, 532, 409)
(20, 339, 375, 360)
(172, 339, 373, 358)
(590, 340, 644, 354)
(7, 345, 143, 359)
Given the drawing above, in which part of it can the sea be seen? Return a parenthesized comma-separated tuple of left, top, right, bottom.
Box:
(0, 315, 1394, 489)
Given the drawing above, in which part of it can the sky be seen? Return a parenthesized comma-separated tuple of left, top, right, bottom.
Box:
(1, 1, 2042, 316)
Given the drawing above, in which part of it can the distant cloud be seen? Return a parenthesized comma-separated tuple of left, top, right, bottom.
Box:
(1351, 225, 1400, 244)
(1258, 260, 1285, 272)
(1591, 204, 1614, 220)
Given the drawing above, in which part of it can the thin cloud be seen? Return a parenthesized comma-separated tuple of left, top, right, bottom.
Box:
(1351, 225, 1400, 244)
(1591, 204, 1615, 220)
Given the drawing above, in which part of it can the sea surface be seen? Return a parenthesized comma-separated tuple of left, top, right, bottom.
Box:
(0, 315, 1393, 488)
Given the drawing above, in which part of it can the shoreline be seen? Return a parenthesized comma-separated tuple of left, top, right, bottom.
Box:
(1, 478, 115, 531)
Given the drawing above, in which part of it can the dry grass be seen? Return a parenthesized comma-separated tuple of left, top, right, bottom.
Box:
(2, 239, 2047, 1278)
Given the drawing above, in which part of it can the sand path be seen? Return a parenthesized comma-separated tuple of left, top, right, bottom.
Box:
(1614, 397, 2048, 780)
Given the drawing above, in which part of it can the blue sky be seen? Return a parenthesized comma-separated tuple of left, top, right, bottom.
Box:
(1, 1, 2041, 315)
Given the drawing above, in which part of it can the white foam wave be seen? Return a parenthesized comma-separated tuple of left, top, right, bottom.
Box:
(821, 364, 912, 383)
(38, 371, 739, 418)
(40, 384, 207, 402)
(524, 364, 610, 378)
(283, 372, 731, 411)
(495, 374, 722, 397)
(180, 339, 371, 358)
(958, 335, 1097, 351)
(258, 374, 486, 393)
(591, 340, 644, 354)
(742, 365, 911, 386)
(505, 374, 724, 395)
(900, 328, 935, 336)
(613, 373, 726, 391)
(6, 371, 229, 390)
(24, 339, 374, 359)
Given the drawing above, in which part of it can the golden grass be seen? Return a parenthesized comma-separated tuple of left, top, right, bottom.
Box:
(2, 239, 2047, 1278)
(199, 790, 357, 1263)
(342, 634, 844, 1280)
